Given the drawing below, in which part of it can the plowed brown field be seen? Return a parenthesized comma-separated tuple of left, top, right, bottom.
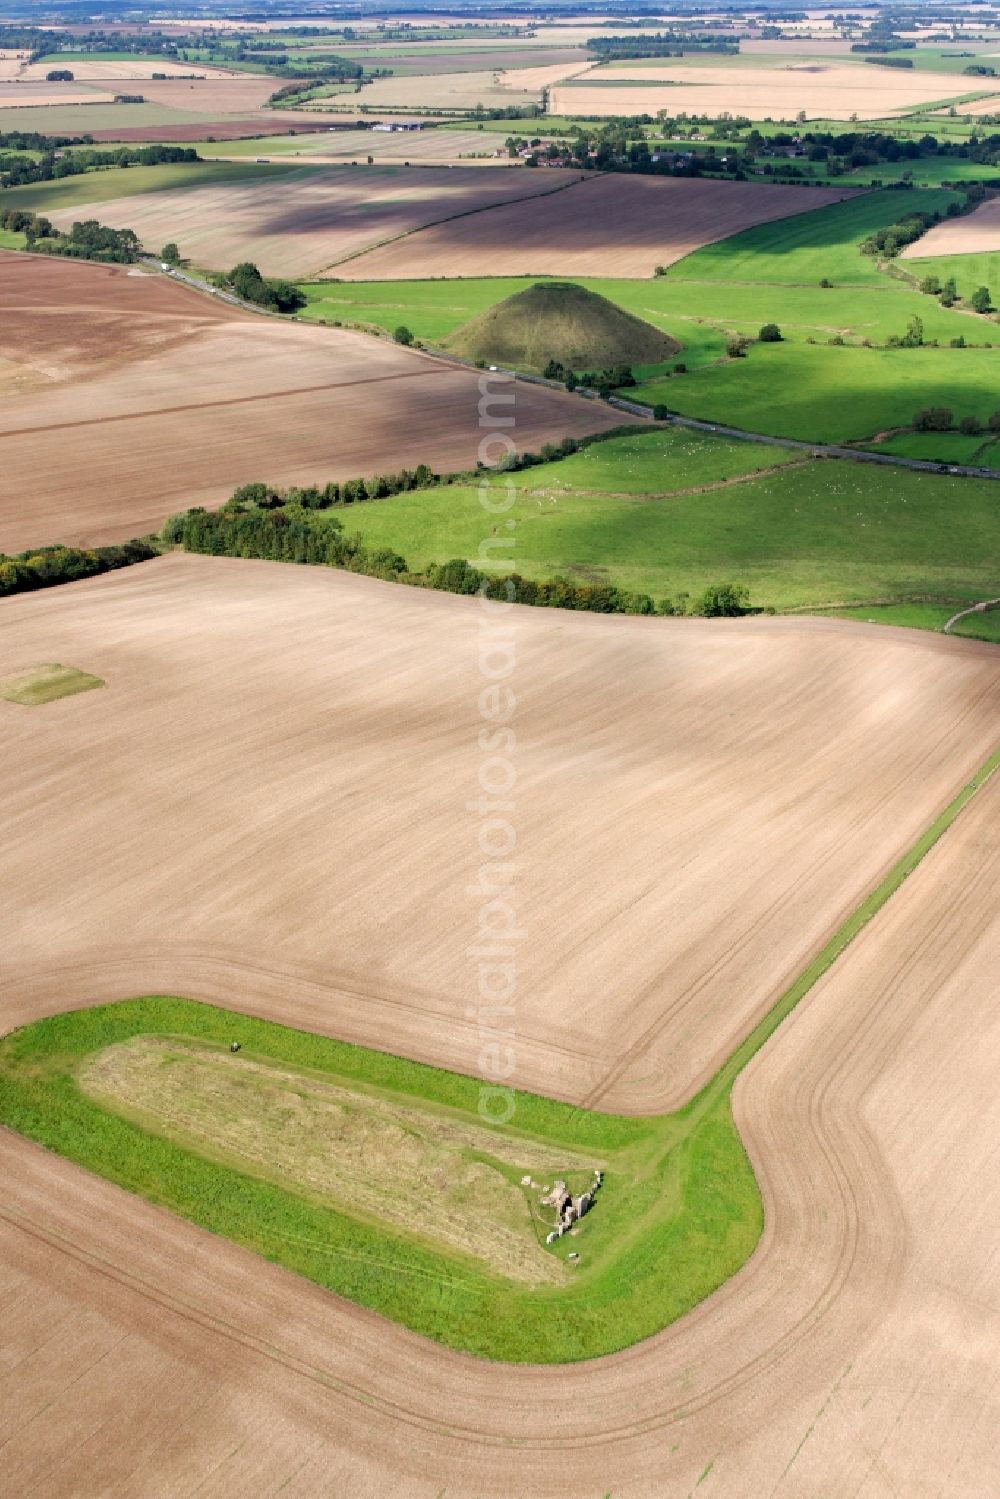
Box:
(0, 253, 627, 551)
(2, 559, 1000, 1494)
(901, 194, 1000, 257)
(46, 164, 586, 278)
(337, 174, 862, 280)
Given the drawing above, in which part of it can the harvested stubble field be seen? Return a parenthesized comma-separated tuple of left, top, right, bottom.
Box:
(0, 79, 114, 108)
(2, 559, 1000, 1492)
(0, 253, 625, 551)
(207, 128, 517, 166)
(45, 163, 584, 278)
(337, 174, 860, 281)
(18, 58, 247, 81)
(335, 60, 587, 111)
(900, 193, 1000, 257)
(550, 60, 1000, 120)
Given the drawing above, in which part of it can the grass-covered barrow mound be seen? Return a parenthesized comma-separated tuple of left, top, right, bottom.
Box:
(0, 997, 759, 1364)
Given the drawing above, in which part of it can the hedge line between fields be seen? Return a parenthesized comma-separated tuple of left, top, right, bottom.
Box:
(0, 538, 158, 598)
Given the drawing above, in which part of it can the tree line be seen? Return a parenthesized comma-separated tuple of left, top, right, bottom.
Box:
(0, 539, 157, 598)
(0, 141, 198, 190)
(3, 215, 143, 264)
(170, 500, 752, 619)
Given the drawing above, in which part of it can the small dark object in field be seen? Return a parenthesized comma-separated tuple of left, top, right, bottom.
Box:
(230, 1041, 241, 1054)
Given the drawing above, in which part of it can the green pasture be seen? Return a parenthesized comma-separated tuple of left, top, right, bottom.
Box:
(668, 189, 962, 285)
(863, 430, 1000, 463)
(895, 247, 1000, 296)
(303, 427, 1000, 610)
(636, 341, 999, 443)
(848, 155, 1000, 185)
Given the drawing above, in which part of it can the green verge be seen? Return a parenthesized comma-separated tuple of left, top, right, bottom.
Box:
(2, 746, 998, 1361)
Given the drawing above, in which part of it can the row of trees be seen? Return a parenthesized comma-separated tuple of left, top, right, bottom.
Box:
(918, 273, 993, 313)
(0, 141, 198, 190)
(2, 210, 142, 264)
(914, 407, 1000, 434)
(860, 206, 951, 258)
(173, 505, 753, 619)
(0, 539, 156, 598)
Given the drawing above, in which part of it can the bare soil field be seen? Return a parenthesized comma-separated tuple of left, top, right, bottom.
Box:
(45, 164, 585, 278)
(338, 173, 861, 280)
(2, 557, 998, 1114)
(1, 561, 1000, 1494)
(901, 194, 1000, 257)
(551, 61, 1000, 119)
(0, 252, 626, 551)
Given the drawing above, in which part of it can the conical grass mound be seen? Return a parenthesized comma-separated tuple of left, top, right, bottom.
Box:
(444, 281, 680, 373)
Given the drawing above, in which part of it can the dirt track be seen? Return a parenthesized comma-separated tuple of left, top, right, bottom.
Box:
(0, 254, 627, 552)
(2, 558, 1000, 1494)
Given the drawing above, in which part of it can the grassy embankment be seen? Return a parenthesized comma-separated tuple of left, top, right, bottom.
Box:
(300, 189, 999, 447)
(298, 426, 1000, 619)
(4, 743, 999, 1360)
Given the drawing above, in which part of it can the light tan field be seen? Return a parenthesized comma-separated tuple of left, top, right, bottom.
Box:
(933, 95, 1000, 116)
(551, 60, 1000, 120)
(45, 164, 585, 278)
(0, 253, 626, 552)
(114, 74, 285, 113)
(0, 79, 114, 108)
(3, 557, 998, 1115)
(345, 60, 582, 110)
(0, 48, 29, 79)
(901, 195, 1000, 257)
(209, 128, 517, 166)
(19, 58, 246, 81)
(338, 173, 861, 280)
(2, 560, 1000, 1494)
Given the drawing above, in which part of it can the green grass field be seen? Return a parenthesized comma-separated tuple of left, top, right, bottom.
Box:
(864, 430, 1000, 463)
(303, 427, 1000, 610)
(638, 343, 1000, 443)
(667, 189, 962, 286)
(5, 744, 998, 1360)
